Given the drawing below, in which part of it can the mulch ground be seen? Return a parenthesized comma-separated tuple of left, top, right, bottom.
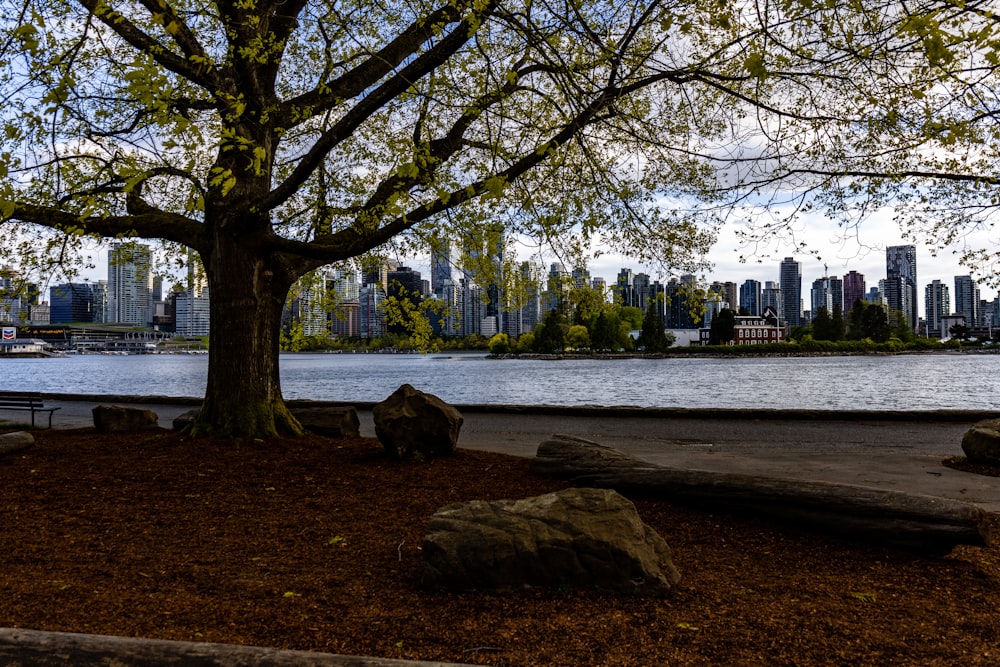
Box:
(1, 427, 999, 666)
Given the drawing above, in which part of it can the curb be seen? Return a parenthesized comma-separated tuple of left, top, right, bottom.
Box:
(39, 392, 1000, 423)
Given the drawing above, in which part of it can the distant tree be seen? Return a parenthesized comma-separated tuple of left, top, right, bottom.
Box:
(889, 309, 916, 343)
(949, 323, 971, 341)
(637, 302, 671, 352)
(570, 287, 607, 327)
(533, 310, 567, 354)
(708, 308, 736, 345)
(812, 306, 844, 341)
(487, 333, 511, 354)
(811, 307, 833, 341)
(830, 308, 846, 341)
(590, 310, 624, 352)
(617, 306, 644, 332)
(860, 304, 891, 343)
(565, 325, 591, 350)
(846, 300, 866, 340)
(788, 324, 810, 342)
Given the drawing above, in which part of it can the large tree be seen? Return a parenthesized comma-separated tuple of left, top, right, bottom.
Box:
(0, 1, 962, 436)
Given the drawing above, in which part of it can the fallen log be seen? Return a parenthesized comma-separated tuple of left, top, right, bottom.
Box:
(531, 434, 996, 555)
(0, 627, 476, 667)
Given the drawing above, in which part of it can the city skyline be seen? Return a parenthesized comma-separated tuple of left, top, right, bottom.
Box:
(68, 214, 998, 315)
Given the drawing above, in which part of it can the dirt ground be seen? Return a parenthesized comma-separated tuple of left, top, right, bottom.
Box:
(1, 427, 999, 666)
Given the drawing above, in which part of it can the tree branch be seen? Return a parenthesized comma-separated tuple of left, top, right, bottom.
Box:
(76, 0, 218, 90)
(4, 203, 207, 251)
(260, 3, 498, 212)
(279, 0, 492, 122)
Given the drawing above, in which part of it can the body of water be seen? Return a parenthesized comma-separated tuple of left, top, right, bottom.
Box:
(2, 352, 999, 411)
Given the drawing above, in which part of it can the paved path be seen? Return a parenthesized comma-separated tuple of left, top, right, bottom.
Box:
(5, 397, 1000, 512)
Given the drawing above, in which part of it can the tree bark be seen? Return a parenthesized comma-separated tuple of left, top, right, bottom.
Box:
(187, 221, 303, 438)
(531, 434, 996, 555)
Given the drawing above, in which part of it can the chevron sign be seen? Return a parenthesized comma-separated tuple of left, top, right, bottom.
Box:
(1, 327, 15, 341)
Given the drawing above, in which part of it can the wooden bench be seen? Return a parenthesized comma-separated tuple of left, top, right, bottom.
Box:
(0, 392, 61, 429)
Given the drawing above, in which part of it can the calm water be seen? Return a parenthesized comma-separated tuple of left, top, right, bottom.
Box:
(3, 352, 999, 411)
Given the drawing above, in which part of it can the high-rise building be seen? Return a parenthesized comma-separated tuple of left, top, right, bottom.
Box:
(954, 275, 981, 327)
(362, 259, 399, 291)
(925, 280, 950, 338)
(811, 276, 834, 316)
(590, 276, 607, 297)
(545, 263, 570, 314)
(739, 279, 762, 315)
(761, 281, 782, 321)
(359, 284, 385, 338)
(430, 240, 452, 296)
(779, 257, 802, 327)
(91, 280, 108, 323)
(175, 262, 210, 336)
(387, 266, 424, 298)
(175, 287, 211, 337)
(615, 268, 637, 308)
(634, 273, 651, 311)
(49, 283, 95, 323)
(885, 245, 917, 331)
(828, 276, 844, 314)
(843, 271, 866, 313)
(108, 241, 153, 326)
(663, 275, 699, 328)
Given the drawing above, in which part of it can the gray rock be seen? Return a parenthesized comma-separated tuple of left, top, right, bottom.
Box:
(373, 384, 462, 459)
(962, 419, 1000, 466)
(0, 431, 34, 455)
(291, 406, 360, 438)
(92, 405, 159, 432)
(422, 487, 681, 596)
(172, 408, 199, 431)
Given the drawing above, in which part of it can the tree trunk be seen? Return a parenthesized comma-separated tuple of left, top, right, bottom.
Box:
(187, 229, 302, 438)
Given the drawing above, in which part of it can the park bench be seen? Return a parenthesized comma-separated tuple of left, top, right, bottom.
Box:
(0, 392, 61, 429)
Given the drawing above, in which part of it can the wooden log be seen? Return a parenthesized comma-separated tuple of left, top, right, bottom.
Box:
(0, 627, 476, 667)
(531, 434, 996, 554)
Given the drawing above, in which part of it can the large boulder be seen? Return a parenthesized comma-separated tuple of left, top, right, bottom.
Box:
(0, 431, 34, 455)
(92, 405, 159, 433)
(422, 487, 681, 596)
(962, 419, 1000, 466)
(373, 384, 462, 459)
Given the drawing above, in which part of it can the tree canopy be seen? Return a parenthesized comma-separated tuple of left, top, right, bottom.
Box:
(1, 1, 996, 436)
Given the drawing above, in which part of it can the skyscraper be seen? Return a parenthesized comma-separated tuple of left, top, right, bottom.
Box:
(107, 241, 153, 326)
(615, 268, 637, 308)
(49, 283, 94, 323)
(925, 280, 950, 338)
(779, 257, 802, 327)
(885, 245, 917, 331)
(810, 277, 834, 316)
(954, 275, 981, 327)
(430, 240, 452, 296)
(761, 281, 782, 321)
(843, 270, 866, 314)
(739, 279, 762, 316)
